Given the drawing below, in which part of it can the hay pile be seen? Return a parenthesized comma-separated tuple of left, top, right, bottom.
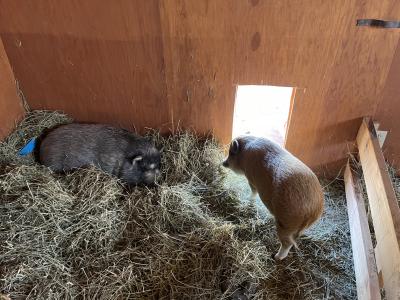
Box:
(1, 111, 356, 299)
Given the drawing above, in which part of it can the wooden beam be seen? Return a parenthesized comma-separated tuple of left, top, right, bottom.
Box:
(357, 117, 400, 300)
(344, 161, 381, 300)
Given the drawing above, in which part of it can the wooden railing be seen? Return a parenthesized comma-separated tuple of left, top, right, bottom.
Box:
(344, 117, 400, 300)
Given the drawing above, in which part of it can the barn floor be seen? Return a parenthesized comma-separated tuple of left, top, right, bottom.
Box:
(0, 111, 357, 299)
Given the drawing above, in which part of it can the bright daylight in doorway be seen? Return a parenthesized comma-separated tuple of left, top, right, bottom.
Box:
(232, 85, 293, 147)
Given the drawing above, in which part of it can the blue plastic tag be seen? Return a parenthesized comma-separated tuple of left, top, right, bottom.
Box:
(19, 137, 37, 156)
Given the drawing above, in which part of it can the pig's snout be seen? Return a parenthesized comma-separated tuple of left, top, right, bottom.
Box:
(143, 169, 161, 184)
(222, 159, 229, 167)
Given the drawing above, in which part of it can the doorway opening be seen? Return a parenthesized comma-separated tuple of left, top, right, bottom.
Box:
(232, 85, 294, 147)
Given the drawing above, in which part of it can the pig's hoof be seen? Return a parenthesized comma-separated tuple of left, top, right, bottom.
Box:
(274, 252, 287, 261)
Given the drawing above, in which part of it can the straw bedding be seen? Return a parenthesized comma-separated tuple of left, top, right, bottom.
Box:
(1, 111, 356, 299)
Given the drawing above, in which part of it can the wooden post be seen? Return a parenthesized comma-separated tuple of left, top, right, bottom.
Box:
(357, 117, 400, 300)
(344, 161, 381, 300)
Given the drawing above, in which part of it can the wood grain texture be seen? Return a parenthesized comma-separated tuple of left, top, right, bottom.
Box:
(0, 0, 169, 133)
(375, 41, 400, 173)
(160, 1, 237, 141)
(1, 1, 400, 176)
(357, 118, 400, 300)
(0, 37, 24, 140)
(305, 0, 400, 176)
(344, 161, 381, 300)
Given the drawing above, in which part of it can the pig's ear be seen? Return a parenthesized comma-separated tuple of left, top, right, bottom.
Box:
(132, 155, 143, 164)
(230, 139, 240, 155)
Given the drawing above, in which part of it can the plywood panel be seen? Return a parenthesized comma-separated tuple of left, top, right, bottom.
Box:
(0, 37, 24, 140)
(160, 0, 400, 175)
(160, 1, 237, 141)
(0, 0, 169, 133)
(375, 41, 400, 171)
(297, 1, 400, 176)
(160, 0, 351, 145)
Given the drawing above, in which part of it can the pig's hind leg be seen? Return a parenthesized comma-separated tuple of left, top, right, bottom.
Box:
(274, 222, 298, 260)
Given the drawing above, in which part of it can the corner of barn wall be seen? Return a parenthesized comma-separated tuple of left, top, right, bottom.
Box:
(0, 36, 25, 141)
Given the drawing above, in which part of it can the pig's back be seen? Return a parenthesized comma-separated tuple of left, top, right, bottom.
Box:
(38, 123, 130, 173)
(245, 137, 323, 224)
(266, 148, 324, 228)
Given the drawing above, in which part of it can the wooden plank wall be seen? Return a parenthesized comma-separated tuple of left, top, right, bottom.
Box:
(375, 41, 400, 172)
(0, 1, 170, 133)
(1, 1, 400, 176)
(0, 36, 24, 140)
